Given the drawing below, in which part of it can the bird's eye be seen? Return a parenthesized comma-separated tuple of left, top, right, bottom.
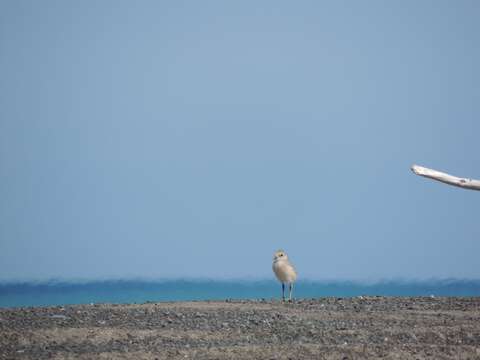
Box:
(280, 254, 283, 257)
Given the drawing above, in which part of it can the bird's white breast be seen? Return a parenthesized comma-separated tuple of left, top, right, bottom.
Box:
(272, 259, 297, 283)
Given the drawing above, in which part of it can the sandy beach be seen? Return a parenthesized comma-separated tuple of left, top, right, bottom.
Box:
(1, 297, 480, 359)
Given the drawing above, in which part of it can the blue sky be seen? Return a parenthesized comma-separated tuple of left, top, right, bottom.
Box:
(1, 1, 479, 281)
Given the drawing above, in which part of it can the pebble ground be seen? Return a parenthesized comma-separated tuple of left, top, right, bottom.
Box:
(1, 297, 480, 359)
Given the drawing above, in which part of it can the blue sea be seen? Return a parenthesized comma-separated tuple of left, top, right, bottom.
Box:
(1, 279, 479, 308)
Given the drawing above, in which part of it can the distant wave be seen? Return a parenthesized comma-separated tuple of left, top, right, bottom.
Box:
(1, 279, 479, 308)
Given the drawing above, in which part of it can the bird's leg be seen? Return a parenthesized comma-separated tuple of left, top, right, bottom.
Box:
(289, 283, 294, 302)
(282, 283, 285, 301)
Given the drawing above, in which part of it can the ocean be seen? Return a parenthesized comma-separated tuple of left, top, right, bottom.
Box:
(0, 279, 479, 308)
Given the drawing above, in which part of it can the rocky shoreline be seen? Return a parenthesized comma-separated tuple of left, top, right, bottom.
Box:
(1, 297, 480, 359)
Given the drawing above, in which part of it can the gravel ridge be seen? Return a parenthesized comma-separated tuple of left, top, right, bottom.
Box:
(1, 297, 480, 359)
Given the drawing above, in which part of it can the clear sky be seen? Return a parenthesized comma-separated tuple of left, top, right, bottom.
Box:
(1, 1, 479, 281)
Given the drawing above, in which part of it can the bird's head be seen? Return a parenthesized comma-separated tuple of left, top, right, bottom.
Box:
(273, 249, 288, 262)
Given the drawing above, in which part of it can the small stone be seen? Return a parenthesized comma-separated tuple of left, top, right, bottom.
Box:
(50, 314, 69, 320)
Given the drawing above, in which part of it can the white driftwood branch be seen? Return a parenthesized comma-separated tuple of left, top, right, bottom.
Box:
(411, 164, 480, 191)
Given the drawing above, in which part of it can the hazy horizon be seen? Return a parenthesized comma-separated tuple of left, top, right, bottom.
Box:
(4, 275, 480, 284)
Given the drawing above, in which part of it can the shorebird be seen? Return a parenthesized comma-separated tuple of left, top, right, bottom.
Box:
(272, 249, 297, 301)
